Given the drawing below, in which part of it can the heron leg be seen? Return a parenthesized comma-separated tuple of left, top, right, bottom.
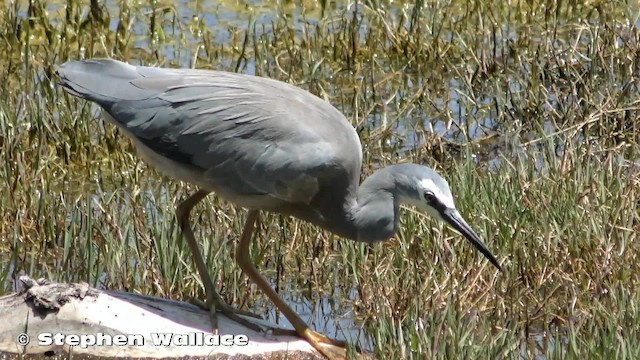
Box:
(236, 210, 349, 359)
(176, 190, 264, 333)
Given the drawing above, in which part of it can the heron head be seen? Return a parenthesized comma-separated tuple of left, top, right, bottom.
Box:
(406, 169, 503, 272)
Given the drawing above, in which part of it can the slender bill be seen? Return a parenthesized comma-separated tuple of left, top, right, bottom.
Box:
(441, 208, 502, 271)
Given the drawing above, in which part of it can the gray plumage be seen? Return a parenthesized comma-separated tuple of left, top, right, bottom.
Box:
(57, 58, 501, 269)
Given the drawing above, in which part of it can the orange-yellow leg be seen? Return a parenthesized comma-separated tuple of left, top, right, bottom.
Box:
(177, 190, 263, 333)
(235, 210, 349, 359)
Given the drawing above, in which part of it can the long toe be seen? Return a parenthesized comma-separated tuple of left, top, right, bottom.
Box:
(219, 304, 263, 319)
(217, 304, 266, 333)
(308, 329, 349, 348)
(305, 329, 372, 360)
(316, 344, 349, 360)
(304, 328, 375, 360)
(303, 331, 348, 360)
(188, 296, 265, 333)
(273, 328, 348, 348)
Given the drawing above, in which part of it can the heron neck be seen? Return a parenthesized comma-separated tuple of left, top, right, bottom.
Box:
(347, 166, 404, 243)
(294, 165, 414, 243)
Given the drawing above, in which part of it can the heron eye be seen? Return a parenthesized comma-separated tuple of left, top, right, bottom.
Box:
(423, 191, 436, 203)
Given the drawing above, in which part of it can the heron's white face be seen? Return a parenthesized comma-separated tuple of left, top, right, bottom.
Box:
(398, 172, 503, 272)
(418, 178, 455, 207)
(401, 178, 456, 221)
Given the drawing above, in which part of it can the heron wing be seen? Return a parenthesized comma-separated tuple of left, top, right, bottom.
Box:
(58, 59, 362, 204)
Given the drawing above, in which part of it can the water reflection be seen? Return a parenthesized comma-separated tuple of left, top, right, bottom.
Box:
(259, 283, 372, 350)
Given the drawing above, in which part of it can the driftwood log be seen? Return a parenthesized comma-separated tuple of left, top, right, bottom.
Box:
(0, 276, 325, 359)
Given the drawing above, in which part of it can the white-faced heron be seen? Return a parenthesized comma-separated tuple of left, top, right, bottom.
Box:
(56, 58, 502, 359)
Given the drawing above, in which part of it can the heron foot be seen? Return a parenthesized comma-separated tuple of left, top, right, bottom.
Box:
(270, 327, 350, 359)
(272, 328, 348, 348)
(304, 328, 350, 360)
(188, 297, 265, 334)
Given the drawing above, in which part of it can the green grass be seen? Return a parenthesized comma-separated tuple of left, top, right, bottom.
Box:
(1, 0, 639, 359)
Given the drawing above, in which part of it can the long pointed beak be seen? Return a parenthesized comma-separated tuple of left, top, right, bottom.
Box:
(441, 208, 502, 271)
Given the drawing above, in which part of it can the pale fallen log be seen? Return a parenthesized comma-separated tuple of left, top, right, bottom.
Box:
(0, 276, 324, 359)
